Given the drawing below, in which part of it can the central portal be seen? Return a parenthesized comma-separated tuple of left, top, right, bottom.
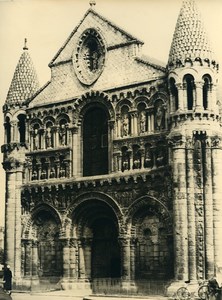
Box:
(91, 218, 121, 278)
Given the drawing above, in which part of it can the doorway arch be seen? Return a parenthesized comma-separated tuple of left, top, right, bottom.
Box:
(72, 198, 121, 279)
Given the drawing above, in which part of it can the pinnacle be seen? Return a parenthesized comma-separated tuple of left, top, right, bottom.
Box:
(6, 45, 40, 105)
(168, 0, 217, 69)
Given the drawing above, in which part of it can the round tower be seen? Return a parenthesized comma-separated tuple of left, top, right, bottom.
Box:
(2, 40, 39, 283)
(167, 0, 222, 296)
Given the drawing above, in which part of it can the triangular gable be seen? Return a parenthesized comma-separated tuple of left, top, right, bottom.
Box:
(49, 8, 143, 67)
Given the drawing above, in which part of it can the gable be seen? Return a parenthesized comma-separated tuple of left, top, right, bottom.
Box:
(29, 9, 166, 107)
(50, 9, 143, 67)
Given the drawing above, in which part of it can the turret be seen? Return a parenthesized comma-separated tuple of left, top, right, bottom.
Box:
(3, 39, 39, 148)
(166, 1, 222, 296)
(2, 40, 39, 281)
(167, 0, 219, 115)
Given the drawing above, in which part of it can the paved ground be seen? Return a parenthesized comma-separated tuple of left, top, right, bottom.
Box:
(12, 291, 167, 300)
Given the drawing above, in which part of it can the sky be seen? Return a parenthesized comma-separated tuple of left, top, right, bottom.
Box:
(0, 0, 222, 226)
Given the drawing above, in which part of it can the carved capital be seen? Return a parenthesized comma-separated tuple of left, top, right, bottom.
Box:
(211, 136, 222, 148)
(168, 135, 186, 149)
(2, 157, 23, 170)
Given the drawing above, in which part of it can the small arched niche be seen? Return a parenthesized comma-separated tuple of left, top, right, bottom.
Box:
(202, 74, 212, 110)
(183, 74, 195, 110)
(17, 114, 26, 143)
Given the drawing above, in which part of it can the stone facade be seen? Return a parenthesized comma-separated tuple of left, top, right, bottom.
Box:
(2, 0, 222, 296)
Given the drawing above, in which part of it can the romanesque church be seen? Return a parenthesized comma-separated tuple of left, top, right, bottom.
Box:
(2, 0, 222, 296)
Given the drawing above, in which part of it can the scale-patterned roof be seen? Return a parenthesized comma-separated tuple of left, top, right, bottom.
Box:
(6, 47, 40, 105)
(168, 0, 216, 68)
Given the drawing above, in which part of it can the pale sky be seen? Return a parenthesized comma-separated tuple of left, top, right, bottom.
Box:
(0, 0, 222, 226)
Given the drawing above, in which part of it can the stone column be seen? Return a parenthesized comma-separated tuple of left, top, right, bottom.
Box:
(71, 125, 79, 177)
(140, 148, 145, 169)
(113, 151, 121, 173)
(212, 137, 222, 271)
(32, 240, 39, 277)
(147, 112, 151, 132)
(128, 149, 133, 171)
(70, 238, 78, 279)
(78, 240, 86, 279)
(4, 170, 16, 268)
(203, 138, 214, 277)
(195, 82, 203, 110)
(130, 111, 138, 136)
(116, 114, 121, 138)
(14, 167, 23, 279)
(171, 136, 189, 281)
(24, 240, 32, 276)
(108, 120, 115, 173)
(62, 239, 70, 278)
(186, 137, 197, 280)
(4, 159, 23, 279)
(119, 235, 131, 280)
(53, 126, 59, 148)
(210, 84, 217, 112)
(176, 83, 184, 110)
(117, 153, 122, 172)
(130, 238, 137, 280)
(150, 113, 154, 132)
(82, 238, 92, 280)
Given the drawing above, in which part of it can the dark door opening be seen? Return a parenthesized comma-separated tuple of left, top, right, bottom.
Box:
(91, 218, 121, 278)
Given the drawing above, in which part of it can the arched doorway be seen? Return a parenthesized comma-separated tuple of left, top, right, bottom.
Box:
(83, 106, 108, 176)
(72, 199, 121, 280)
(31, 210, 63, 278)
(127, 196, 174, 294)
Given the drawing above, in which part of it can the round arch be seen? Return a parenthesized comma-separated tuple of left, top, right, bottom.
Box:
(67, 192, 123, 279)
(21, 203, 63, 278)
(126, 195, 174, 280)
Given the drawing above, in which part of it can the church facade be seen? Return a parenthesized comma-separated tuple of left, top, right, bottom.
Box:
(2, 0, 222, 296)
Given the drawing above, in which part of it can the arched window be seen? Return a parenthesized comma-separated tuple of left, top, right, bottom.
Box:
(18, 114, 26, 143)
(83, 106, 109, 176)
(169, 78, 179, 111)
(5, 117, 11, 144)
(133, 145, 141, 169)
(184, 74, 195, 110)
(121, 146, 130, 171)
(203, 75, 212, 110)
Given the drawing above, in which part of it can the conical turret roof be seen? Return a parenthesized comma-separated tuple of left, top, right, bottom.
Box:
(6, 41, 40, 105)
(168, 0, 217, 69)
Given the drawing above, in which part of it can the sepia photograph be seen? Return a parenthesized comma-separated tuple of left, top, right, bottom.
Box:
(0, 0, 222, 299)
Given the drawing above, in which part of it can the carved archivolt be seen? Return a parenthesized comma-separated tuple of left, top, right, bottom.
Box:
(66, 191, 124, 224)
(22, 203, 62, 239)
(126, 195, 172, 233)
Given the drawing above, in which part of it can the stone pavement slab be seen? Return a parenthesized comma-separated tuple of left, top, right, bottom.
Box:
(12, 292, 167, 300)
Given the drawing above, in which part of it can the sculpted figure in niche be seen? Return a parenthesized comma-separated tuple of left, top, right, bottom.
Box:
(156, 149, 165, 167)
(45, 127, 52, 148)
(122, 114, 129, 136)
(144, 148, 152, 168)
(33, 128, 39, 150)
(156, 103, 165, 130)
(59, 124, 66, 146)
(140, 111, 146, 133)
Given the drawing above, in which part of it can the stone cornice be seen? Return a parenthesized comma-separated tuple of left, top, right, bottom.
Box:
(21, 165, 171, 192)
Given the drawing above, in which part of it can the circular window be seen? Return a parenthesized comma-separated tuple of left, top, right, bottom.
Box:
(73, 28, 106, 85)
